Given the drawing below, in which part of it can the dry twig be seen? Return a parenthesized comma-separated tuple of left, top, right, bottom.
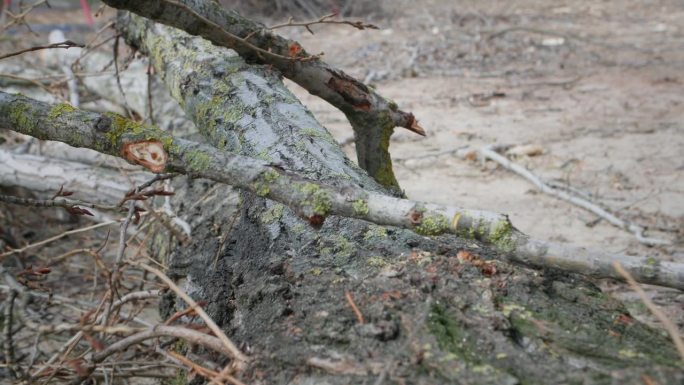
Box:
(613, 262, 684, 363)
(0, 40, 84, 61)
(479, 145, 671, 246)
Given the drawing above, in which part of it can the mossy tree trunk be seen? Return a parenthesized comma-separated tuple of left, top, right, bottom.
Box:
(0, 5, 681, 384)
(108, 10, 683, 385)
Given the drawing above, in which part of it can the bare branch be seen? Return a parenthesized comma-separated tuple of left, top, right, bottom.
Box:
(103, 0, 423, 189)
(0, 40, 84, 61)
(2, 91, 683, 289)
(479, 145, 672, 246)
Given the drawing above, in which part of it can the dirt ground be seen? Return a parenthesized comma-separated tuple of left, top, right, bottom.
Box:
(282, 0, 684, 324)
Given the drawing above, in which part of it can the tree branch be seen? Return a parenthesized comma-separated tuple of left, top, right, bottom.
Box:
(2, 91, 682, 290)
(101, 0, 423, 190)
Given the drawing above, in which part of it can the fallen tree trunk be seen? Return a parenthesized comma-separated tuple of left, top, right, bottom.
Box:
(2, 90, 683, 289)
(1, 7, 682, 385)
(101, 0, 424, 191)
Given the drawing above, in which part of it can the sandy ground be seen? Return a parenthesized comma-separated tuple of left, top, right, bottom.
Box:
(283, 0, 684, 322)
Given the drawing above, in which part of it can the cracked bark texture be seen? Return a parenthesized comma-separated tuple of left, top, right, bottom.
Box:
(102, 0, 420, 192)
(107, 12, 684, 385)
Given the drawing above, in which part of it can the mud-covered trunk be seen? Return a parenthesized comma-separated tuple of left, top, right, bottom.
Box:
(114, 12, 684, 385)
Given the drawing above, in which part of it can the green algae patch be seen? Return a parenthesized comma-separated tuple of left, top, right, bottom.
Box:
(428, 304, 472, 361)
(415, 214, 450, 236)
(300, 183, 332, 216)
(352, 199, 369, 216)
(47, 103, 76, 120)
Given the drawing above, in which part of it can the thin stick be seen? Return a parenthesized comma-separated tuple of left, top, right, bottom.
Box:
(134, 262, 249, 367)
(613, 262, 684, 363)
(479, 145, 670, 246)
(0, 40, 84, 61)
(345, 290, 365, 324)
(0, 220, 120, 259)
(3, 290, 20, 378)
(270, 13, 378, 33)
(160, 0, 323, 62)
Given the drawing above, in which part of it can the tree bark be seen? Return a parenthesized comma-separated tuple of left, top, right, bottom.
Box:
(101, 0, 425, 192)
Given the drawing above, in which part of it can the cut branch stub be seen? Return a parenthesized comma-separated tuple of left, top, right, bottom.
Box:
(121, 140, 168, 172)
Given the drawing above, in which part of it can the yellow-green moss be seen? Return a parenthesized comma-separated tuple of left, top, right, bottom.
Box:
(367, 256, 388, 267)
(253, 169, 280, 197)
(8, 101, 32, 133)
(415, 214, 450, 236)
(364, 225, 388, 240)
(186, 150, 211, 172)
(309, 267, 323, 276)
(374, 158, 400, 189)
(261, 204, 284, 224)
(300, 183, 332, 216)
(488, 220, 516, 253)
(47, 103, 76, 120)
(352, 199, 369, 216)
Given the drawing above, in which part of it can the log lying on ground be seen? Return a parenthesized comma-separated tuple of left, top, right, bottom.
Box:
(110, 9, 683, 384)
(102, 0, 422, 191)
(3, 14, 683, 384)
(1, 90, 682, 290)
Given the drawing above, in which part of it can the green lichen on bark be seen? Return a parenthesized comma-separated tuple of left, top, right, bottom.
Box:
(104, 112, 159, 144)
(366, 256, 388, 267)
(299, 127, 336, 145)
(352, 199, 369, 216)
(300, 183, 332, 216)
(47, 103, 76, 120)
(415, 214, 450, 236)
(7, 99, 33, 134)
(185, 150, 211, 172)
(363, 225, 388, 240)
(488, 219, 516, 253)
(253, 169, 280, 197)
(260, 203, 284, 224)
